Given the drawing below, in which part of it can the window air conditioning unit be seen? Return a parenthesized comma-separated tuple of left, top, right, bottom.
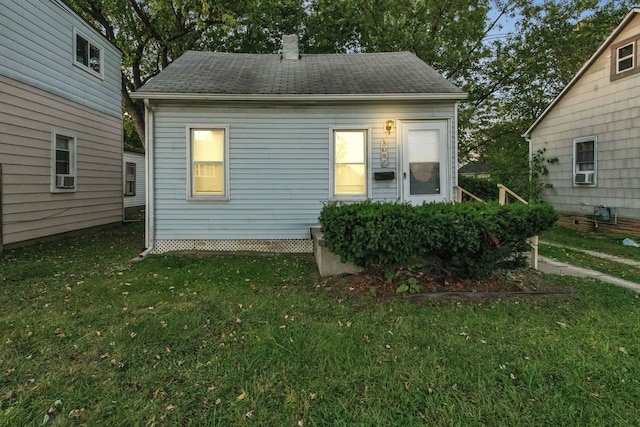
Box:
(575, 171, 594, 185)
(56, 175, 75, 189)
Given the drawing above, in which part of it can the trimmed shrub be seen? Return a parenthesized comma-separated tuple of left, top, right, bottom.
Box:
(319, 201, 558, 278)
(457, 175, 500, 201)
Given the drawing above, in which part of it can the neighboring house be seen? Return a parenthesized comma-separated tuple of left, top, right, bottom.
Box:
(132, 36, 465, 253)
(525, 7, 640, 235)
(458, 161, 492, 179)
(123, 144, 145, 218)
(0, 0, 123, 249)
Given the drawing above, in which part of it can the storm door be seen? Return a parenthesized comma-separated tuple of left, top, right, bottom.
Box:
(402, 121, 448, 205)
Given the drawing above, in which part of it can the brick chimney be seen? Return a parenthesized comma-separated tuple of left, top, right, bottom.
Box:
(282, 35, 299, 60)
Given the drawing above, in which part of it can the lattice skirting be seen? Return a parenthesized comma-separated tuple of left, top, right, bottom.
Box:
(151, 239, 313, 254)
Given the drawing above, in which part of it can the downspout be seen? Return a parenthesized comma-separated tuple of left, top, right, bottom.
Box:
(452, 102, 459, 202)
(144, 98, 155, 252)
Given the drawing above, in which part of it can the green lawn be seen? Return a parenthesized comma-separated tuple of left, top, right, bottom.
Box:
(1, 224, 640, 426)
(540, 226, 640, 262)
(539, 225, 640, 283)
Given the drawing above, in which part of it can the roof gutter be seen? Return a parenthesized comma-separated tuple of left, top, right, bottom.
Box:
(129, 92, 467, 102)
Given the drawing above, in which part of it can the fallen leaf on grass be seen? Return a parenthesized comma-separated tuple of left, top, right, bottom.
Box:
(68, 408, 84, 419)
(165, 405, 175, 411)
(237, 391, 247, 400)
(619, 347, 629, 355)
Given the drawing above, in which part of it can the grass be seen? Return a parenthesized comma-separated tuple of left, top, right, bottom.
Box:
(1, 224, 640, 425)
(540, 244, 640, 284)
(539, 225, 640, 283)
(540, 226, 640, 262)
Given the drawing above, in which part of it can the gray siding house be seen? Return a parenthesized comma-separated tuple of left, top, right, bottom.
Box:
(0, 0, 123, 248)
(525, 8, 640, 235)
(133, 38, 465, 253)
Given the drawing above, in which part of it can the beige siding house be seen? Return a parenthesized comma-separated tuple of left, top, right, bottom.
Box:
(525, 8, 640, 235)
(0, 0, 123, 248)
(132, 39, 465, 254)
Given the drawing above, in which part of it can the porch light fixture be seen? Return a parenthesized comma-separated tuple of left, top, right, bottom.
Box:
(385, 120, 394, 134)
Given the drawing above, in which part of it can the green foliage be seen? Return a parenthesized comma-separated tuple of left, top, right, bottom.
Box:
(319, 201, 558, 278)
(396, 277, 421, 294)
(457, 175, 500, 201)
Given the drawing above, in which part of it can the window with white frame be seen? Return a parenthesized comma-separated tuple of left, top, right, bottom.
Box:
(611, 36, 639, 80)
(188, 127, 229, 199)
(74, 29, 103, 77)
(52, 132, 77, 192)
(125, 162, 136, 196)
(332, 129, 368, 198)
(573, 136, 597, 186)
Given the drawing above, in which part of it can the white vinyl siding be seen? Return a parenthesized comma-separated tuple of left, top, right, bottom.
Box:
(0, 0, 121, 118)
(123, 150, 146, 208)
(150, 102, 457, 241)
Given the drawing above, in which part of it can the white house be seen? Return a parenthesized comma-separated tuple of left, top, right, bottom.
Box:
(132, 36, 466, 253)
(123, 144, 145, 218)
(524, 7, 640, 235)
(0, 0, 123, 249)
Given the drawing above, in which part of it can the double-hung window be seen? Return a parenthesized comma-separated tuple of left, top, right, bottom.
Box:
(332, 129, 368, 199)
(52, 131, 77, 192)
(573, 136, 597, 186)
(74, 28, 103, 78)
(611, 36, 639, 80)
(188, 127, 229, 200)
(125, 162, 136, 196)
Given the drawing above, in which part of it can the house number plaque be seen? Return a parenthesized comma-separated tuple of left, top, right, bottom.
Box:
(380, 139, 389, 167)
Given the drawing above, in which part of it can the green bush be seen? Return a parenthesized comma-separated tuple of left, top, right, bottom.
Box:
(319, 201, 558, 278)
(457, 175, 500, 201)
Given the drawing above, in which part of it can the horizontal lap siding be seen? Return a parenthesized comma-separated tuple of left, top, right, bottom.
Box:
(152, 102, 455, 240)
(1, 76, 123, 244)
(124, 151, 146, 208)
(0, 0, 121, 118)
(531, 15, 640, 220)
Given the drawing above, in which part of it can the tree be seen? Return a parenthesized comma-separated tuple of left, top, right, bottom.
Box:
(66, 0, 239, 146)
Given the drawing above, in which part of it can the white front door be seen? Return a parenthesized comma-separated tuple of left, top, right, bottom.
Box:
(402, 120, 448, 205)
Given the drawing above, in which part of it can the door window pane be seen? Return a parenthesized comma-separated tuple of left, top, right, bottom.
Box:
(408, 129, 440, 195)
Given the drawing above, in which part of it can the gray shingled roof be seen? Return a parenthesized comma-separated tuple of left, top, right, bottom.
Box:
(134, 51, 464, 97)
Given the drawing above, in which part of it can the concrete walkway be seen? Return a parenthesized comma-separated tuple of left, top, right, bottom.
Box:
(537, 242, 640, 293)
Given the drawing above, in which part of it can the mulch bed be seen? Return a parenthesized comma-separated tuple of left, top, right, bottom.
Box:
(319, 267, 574, 303)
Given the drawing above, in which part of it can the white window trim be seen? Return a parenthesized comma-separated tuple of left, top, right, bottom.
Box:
(125, 162, 136, 196)
(72, 27, 104, 79)
(616, 42, 635, 74)
(186, 125, 230, 201)
(51, 130, 77, 193)
(329, 126, 371, 201)
(572, 136, 597, 187)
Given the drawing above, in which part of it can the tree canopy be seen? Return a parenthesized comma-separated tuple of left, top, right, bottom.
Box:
(67, 0, 633, 193)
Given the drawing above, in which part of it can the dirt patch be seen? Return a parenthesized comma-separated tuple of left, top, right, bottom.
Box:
(319, 267, 574, 303)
